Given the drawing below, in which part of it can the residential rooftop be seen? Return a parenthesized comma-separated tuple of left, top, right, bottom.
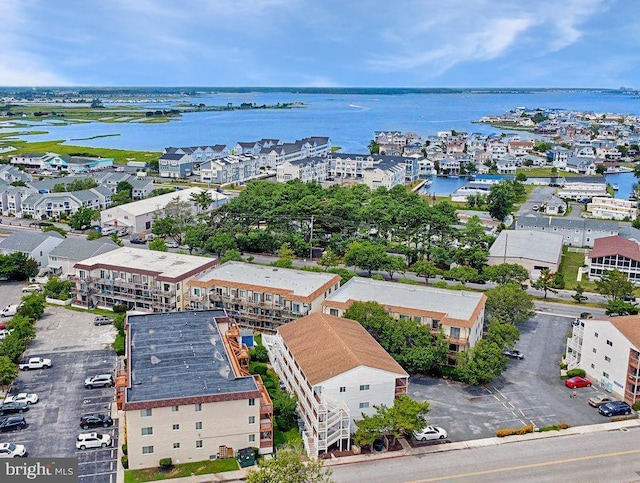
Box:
(48, 237, 118, 262)
(589, 235, 640, 262)
(0, 230, 63, 253)
(489, 230, 563, 264)
(126, 310, 258, 404)
(191, 261, 341, 300)
(74, 247, 218, 281)
(105, 188, 226, 217)
(323, 277, 485, 325)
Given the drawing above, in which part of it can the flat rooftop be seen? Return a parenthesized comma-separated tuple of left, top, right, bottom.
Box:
(489, 230, 563, 264)
(74, 247, 217, 281)
(105, 188, 226, 217)
(192, 261, 340, 298)
(126, 310, 257, 404)
(324, 277, 485, 321)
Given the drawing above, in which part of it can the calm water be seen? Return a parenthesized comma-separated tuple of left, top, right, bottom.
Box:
(3, 90, 640, 153)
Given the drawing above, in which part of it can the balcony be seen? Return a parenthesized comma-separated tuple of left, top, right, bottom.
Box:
(629, 355, 640, 371)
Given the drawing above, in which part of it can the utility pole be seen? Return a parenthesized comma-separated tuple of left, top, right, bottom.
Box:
(309, 215, 314, 260)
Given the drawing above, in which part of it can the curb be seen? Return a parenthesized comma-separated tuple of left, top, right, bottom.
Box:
(322, 419, 640, 467)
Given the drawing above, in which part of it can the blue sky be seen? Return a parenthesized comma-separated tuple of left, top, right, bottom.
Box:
(1, 0, 637, 88)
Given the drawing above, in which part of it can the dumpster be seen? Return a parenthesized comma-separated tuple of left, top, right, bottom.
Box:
(237, 447, 255, 468)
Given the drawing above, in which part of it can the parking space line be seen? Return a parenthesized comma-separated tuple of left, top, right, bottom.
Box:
(78, 471, 116, 477)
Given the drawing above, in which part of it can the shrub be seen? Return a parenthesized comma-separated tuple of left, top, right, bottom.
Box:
(560, 423, 569, 429)
(113, 304, 128, 314)
(633, 402, 640, 412)
(159, 458, 173, 470)
(121, 444, 128, 455)
(250, 344, 269, 363)
(566, 368, 586, 378)
(121, 455, 129, 469)
(518, 423, 535, 435)
(496, 428, 518, 437)
(113, 334, 125, 356)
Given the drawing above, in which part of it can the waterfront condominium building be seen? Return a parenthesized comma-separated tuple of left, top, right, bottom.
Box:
(117, 310, 273, 469)
(586, 235, 640, 284)
(71, 247, 218, 312)
(322, 278, 486, 364)
(187, 261, 342, 332)
(263, 312, 409, 458)
(565, 314, 640, 406)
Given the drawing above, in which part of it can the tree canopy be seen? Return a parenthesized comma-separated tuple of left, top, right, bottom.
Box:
(596, 270, 634, 300)
(485, 283, 535, 324)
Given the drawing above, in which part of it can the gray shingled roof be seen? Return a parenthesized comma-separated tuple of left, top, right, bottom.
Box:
(0, 231, 63, 252)
(517, 212, 618, 232)
(49, 238, 118, 261)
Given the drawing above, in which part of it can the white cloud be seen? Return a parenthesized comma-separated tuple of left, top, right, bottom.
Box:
(0, 0, 69, 85)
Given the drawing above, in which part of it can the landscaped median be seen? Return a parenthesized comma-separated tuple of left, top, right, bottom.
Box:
(123, 458, 240, 483)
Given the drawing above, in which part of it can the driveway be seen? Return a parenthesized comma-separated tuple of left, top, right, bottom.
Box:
(517, 186, 554, 215)
(409, 313, 608, 441)
(2, 301, 118, 482)
(0, 280, 26, 309)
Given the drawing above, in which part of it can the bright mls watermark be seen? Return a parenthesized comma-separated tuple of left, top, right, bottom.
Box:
(1, 459, 77, 482)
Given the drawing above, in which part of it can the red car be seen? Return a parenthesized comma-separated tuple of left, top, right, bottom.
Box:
(565, 376, 592, 388)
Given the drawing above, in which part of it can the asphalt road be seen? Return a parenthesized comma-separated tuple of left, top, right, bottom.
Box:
(330, 426, 640, 483)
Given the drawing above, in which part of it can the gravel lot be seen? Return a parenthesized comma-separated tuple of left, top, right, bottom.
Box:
(0, 281, 119, 482)
(409, 313, 610, 441)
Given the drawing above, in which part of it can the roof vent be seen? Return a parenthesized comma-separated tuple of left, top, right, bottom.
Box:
(273, 268, 278, 271)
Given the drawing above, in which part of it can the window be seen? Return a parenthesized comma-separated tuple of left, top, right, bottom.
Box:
(173, 443, 180, 449)
(195, 422, 202, 430)
(195, 403, 202, 412)
(360, 384, 370, 391)
(594, 332, 598, 338)
(604, 356, 611, 362)
(450, 327, 461, 338)
(603, 371, 609, 378)
(606, 340, 613, 347)
(593, 348, 597, 353)
(196, 440, 203, 448)
(142, 446, 154, 455)
(339, 387, 346, 393)
(141, 409, 152, 417)
(359, 402, 369, 409)
(172, 424, 180, 430)
(141, 427, 153, 436)
(248, 416, 255, 424)
(249, 398, 255, 406)
(591, 363, 595, 369)
(172, 406, 179, 412)
(249, 434, 255, 443)
(330, 309, 339, 316)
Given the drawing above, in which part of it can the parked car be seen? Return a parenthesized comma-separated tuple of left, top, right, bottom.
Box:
(579, 312, 594, 319)
(621, 295, 637, 303)
(0, 304, 20, 318)
(565, 376, 592, 388)
(76, 432, 112, 450)
(18, 357, 52, 370)
(93, 316, 114, 326)
(588, 394, 616, 408)
(80, 413, 113, 429)
(84, 374, 114, 389)
(414, 426, 448, 442)
(165, 241, 179, 249)
(0, 442, 27, 458)
(502, 349, 525, 360)
(0, 415, 27, 432)
(22, 284, 42, 293)
(130, 237, 146, 245)
(599, 401, 632, 417)
(3, 393, 38, 405)
(0, 402, 28, 415)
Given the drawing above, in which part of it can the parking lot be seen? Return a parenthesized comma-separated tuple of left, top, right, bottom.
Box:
(409, 313, 610, 441)
(0, 282, 119, 482)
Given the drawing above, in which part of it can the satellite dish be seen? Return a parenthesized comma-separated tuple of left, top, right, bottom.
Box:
(504, 215, 514, 227)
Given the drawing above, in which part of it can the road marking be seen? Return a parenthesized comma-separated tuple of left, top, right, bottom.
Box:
(534, 310, 580, 319)
(408, 447, 640, 482)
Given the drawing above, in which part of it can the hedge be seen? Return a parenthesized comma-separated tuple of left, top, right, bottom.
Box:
(566, 368, 586, 378)
(496, 423, 535, 437)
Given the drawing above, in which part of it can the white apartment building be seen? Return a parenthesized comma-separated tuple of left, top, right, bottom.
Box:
(565, 315, 640, 406)
(361, 161, 405, 190)
(586, 236, 640, 284)
(264, 313, 409, 458)
(71, 247, 219, 312)
(557, 180, 608, 200)
(188, 261, 341, 332)
(100, 188, 226, 235)
(119, 310, 273, 470)
(587, 197, 638, 221)
(322, 278, 486, 364)
(276, 157, 328, 183)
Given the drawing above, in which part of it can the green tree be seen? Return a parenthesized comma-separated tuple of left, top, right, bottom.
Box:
(605, 299, 639, 316)
(221, 249, 244, 263)
(458, 339, 507, 385)
(533, 141, 552, 153)
(110, 233, 123, 246)
(152, 198, 194, 244)
(148, 238, 168, 252)
(0, 253, 38, 280)
(43, 226, 67, 237)
(486, 283, 535, 324)
(486, 182, 515, 222)
(43, 276, 72, 300)
(412, 259, 442, 285)
(318, 248, 340, 271)
(595, 164, 607, 175)
(272, 391, 297, 431)
(483, 263, 529, 285)
(368, 140, 380, 155)
(205, 233, 236, 258)
(69, 206, 98, 230)
(515, 172, 527, 182)
(246, 447, 333, 483)
(66, 178, 98, 191)
(572, 284, 588, 304)
(532, 268, 558, 299)
(0, 356, 18, 389)
(86, 229, 102, 240)
(445, 266, 478, 285)
(634, 163, 640, 179)
(190, 190, 215, 213)
(596, 270, 634, 300)
(9, 314, 36, 342)
(273, 243, 295, 268)
(382, 255, 406, 280)
(343, 241, 388, 277)
(484, 317, 520, 348)
(17, 293, 45, 321)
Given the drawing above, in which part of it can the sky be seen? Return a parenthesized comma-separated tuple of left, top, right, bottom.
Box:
(0, 0, 637, 88)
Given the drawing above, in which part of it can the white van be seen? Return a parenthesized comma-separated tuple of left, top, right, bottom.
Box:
(101, 226, 116, 236)
(0, 304, 20, 318)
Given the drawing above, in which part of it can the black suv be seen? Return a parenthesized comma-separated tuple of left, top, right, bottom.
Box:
(0, 415, 27, 432)
(80, 413, 113, 429)
(0, 402, 28, 415)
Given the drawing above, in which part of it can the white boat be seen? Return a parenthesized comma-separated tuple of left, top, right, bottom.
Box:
(612, 184, 619, 190)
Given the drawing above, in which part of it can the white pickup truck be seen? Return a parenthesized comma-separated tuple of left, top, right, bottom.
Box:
(18, 357, 52, 370)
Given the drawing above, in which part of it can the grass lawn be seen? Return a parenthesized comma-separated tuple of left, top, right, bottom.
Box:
(124, 458, 239, 483)
(517, 168, 582, 177)
(275, 426, 303, 449)
(558, 247, 596, 292)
